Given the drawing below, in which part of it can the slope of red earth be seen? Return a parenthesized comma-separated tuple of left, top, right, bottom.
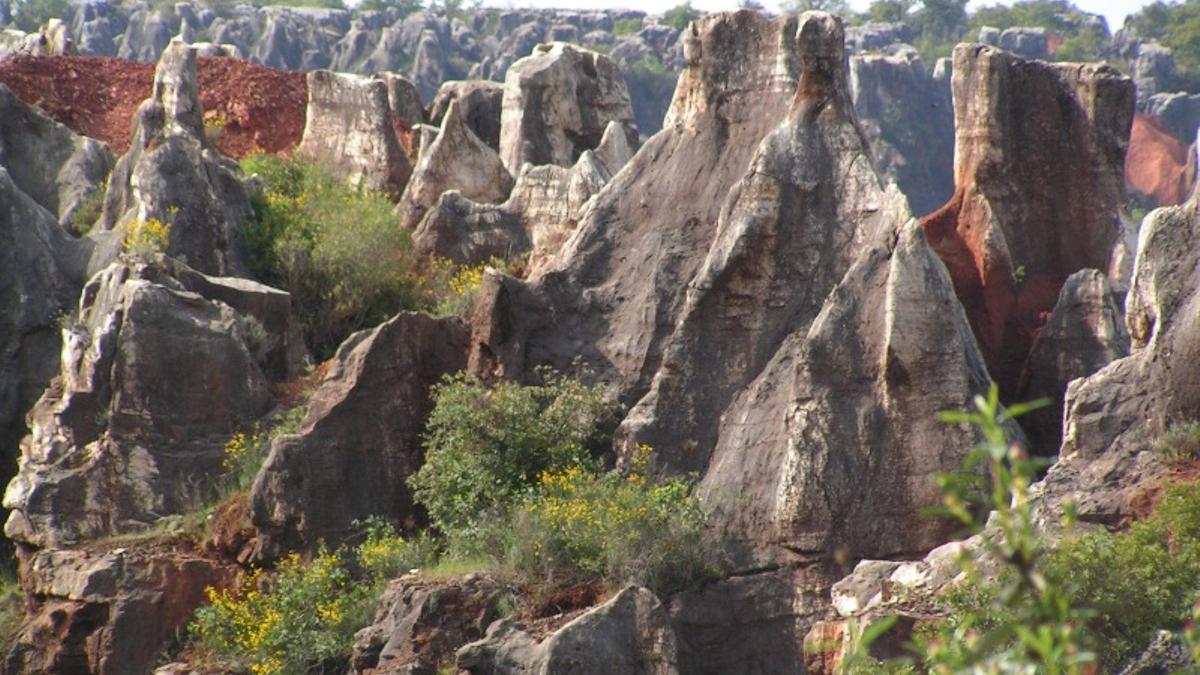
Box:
(1126, 113, 1197, 208)
(0, 54, 307, 158)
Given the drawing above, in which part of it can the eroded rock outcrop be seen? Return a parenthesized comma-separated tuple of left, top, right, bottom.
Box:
(297, 69, 413, 198)
(1126, 113, 1197, 207)
(3, 258, 278, 548)
(429, 79, 504, 151)
(251, 312, 468, 557)
(498, 41, 638, 172)
(96, 41, 255, 277)
(4, 545, 237, 675)
(457, 586, 678, 674)
(395, 99, 514, 229)
(920, 44, 1134, 401)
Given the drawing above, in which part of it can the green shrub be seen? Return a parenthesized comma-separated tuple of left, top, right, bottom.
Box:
(0, 568, 21, 657)
(1149, 419, 1200, 466)
(69, 185, 105, 236)
(355, 516, 440, 582)
(661, 2, 701, 31)
(122, 218, 172, 260)
(613, 17, 643, 35)
(498, 446, 718, 595)
(221, 405, 305, 492)
(190, 549, 372, 675)
(408, 369, 618, 542)
(10, 0, 67, 31)
(241, 154, 419, 359)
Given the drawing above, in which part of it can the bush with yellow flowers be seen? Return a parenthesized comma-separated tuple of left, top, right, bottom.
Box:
(122, 217, 172, 259)
(189, 550, 372, 675)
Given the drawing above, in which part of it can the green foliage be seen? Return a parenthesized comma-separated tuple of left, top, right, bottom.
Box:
(864, 0, 915, 23)
(969, 0, 1108, 62)
(190, 549, 373, 675)
(122, 218, 172, 260)
(661, 2, 701, 31)
(780, 0, 851, 15)
(408, 369, 618, 541)
(241, 154, 418, 359)
(69, 185, 105, 236)
(497, 446, 718, 595)
(10, 0, 67, 31)
(1150, 419, 1200, 466)
(355, 0, 421, 14)
(221, 405, 305, 492)
(613, 16, 644, 35)
(1129, 0, 1200, 81)
(355, 516, 440, 582)
(0, 568, 21, 658)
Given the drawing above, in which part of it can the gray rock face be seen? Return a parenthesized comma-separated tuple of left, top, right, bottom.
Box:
(1019, 269, 1129, 453)
(457, 586, 678, 675)
(0, 84, 114, 227)
(251, 312, 468, 557)
(849, 48, 954, 216)
(396, 99, 514, 229)
(1134, 42, 1177, 106)
(498, 41, 638, 172)
(98, 41, 254, 277)
(377, 71, 426, 128)
(1145, 91, 1200, 145)
(845, 21, 911, 53)
(1037, 183, 1200, 527)
(297, 69, 413, 199)
(429, 79, 505, 150)
(4, 545, 237, 675)
(3, 259, 275, 549)
(977, 25, 1049, 59)
(0, 17, 73, 57)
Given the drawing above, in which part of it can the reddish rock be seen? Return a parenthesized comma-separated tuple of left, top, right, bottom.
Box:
(920, 44, 1134, 399)
(1125, 113, 1197, 207)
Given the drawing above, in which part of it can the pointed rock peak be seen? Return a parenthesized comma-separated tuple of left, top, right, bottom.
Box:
(592, 119, 636, 175)
(792, 11, 851, 120)
(151, 40, 204, 141)
(440, 98, 483, 148)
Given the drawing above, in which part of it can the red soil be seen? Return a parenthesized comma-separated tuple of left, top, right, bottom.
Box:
(0, 54, 307, 158)
(1125, 113, 1197, 207)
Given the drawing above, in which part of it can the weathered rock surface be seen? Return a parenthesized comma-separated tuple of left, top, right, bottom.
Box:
(977, 25, 1048, 59)
(3, 258, 275, 548)
(1145, 91, 1200, 147)
(377, 70, 425, 128)
(920, 44, 1134, 400)
(498, 41, 638, 172)
(849, 48, 954, 216)
(457, 586, 678, 674)
(1036, 180, 1200, 527)
(1019, 269, 1129, 452)
(1126, 113, 1197, 207)
(412, 119, 633, 268)
(297, 69, 412, 199)
(0, 18, 72, 58)
(350, 575, 507, 674)
(396, 99, 514, 229)
(251, 312, 468, 557)
(96, 41, 254, 277)
(4, 545, 237, 675)
(0, 83, 113, 226)
(429, 79, 505, 151)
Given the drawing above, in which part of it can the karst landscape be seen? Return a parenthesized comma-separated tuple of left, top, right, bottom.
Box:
(1, 0, 1199, 672)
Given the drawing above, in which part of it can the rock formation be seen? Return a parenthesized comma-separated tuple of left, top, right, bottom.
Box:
(1126, 113, 1197, 207)
(920, 44, 1134, 403)
(4, 545, 237, 675)
(3, 258, 280, 548)
(429, 79, 504, 150)
(377, 70, 425, 128)
(498, 42, 638, 172)
(96, 41, 255, 277)
(395, 99, 514, 229)
(251, 312, 467, 557)
(297, 69, 412, 199)
(457, 586, 678, 674)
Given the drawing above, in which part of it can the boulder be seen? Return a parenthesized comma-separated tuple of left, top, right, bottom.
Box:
(0, 84, 114, 227)
(395, 99, 514, 229)
(377, 71, 425, 128)
(457, 586, 678, 674)
(919, 44, 1134, 400)
(498, 41, 638, 172)
(1126, 113, 1196, 207)
(350, 575, 507, 674)
(428, 79, 505, 150)
(1019, 269, 1129, 452)
(251, 312, 468, 557)
(4, 545, 237, 675)
(3, 258, 275, 548)
(977, 25, 1049, 59)
(97, 41, 255, 277)
(849, 48, 954, 216)
(297, 69, 413, 199)
(1145, 91, 1200, 147)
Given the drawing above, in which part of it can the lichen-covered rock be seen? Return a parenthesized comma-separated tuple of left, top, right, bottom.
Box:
(3, 545, 237, 675)
(1019, 269, 1129, 452)
(457, 586, 678, 674)
(297, 69, 413, 199)
(3, 259, 275, 548)
(498, 41, 638, 172)
(429, 79, 505, 151)
(96, 41, 255, 277)
(395, 99, 514, 229)
(251, 312, 468, 557)
(920, 44, 1134, 399)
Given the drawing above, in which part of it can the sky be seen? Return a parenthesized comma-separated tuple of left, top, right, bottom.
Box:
(478, 0, 1160, 33)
